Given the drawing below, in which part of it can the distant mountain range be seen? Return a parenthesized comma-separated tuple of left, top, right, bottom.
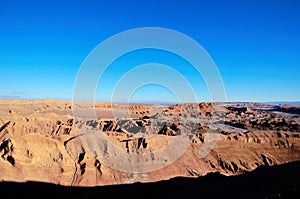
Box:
(0, 95, 39, 100)
(261, 101, 300, 105)
(0, 95, 299, 105)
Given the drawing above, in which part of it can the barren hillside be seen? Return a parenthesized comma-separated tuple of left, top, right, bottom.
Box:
(1, 100, 300, 186)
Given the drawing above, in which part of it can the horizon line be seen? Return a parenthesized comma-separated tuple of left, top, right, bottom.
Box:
(0, 98, 299, 105)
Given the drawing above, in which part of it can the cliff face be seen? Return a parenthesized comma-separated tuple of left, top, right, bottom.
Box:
(1, 100, 300, 186)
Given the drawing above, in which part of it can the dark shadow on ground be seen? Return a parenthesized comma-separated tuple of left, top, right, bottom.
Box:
(1, 160, 300, 199)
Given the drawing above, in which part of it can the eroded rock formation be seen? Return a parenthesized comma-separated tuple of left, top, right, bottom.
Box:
(0, 100, 299, 186)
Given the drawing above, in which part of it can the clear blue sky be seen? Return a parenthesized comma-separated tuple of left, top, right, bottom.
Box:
(0, 0, 299, 102)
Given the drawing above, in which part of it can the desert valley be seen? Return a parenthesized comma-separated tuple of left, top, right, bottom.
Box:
(1, 100, 299, 189)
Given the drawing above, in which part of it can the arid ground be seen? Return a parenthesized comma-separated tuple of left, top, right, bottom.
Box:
(1, 100, 300, 189)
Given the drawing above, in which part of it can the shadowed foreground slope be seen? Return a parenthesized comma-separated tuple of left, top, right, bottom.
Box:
(1, 160, 300, 199)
